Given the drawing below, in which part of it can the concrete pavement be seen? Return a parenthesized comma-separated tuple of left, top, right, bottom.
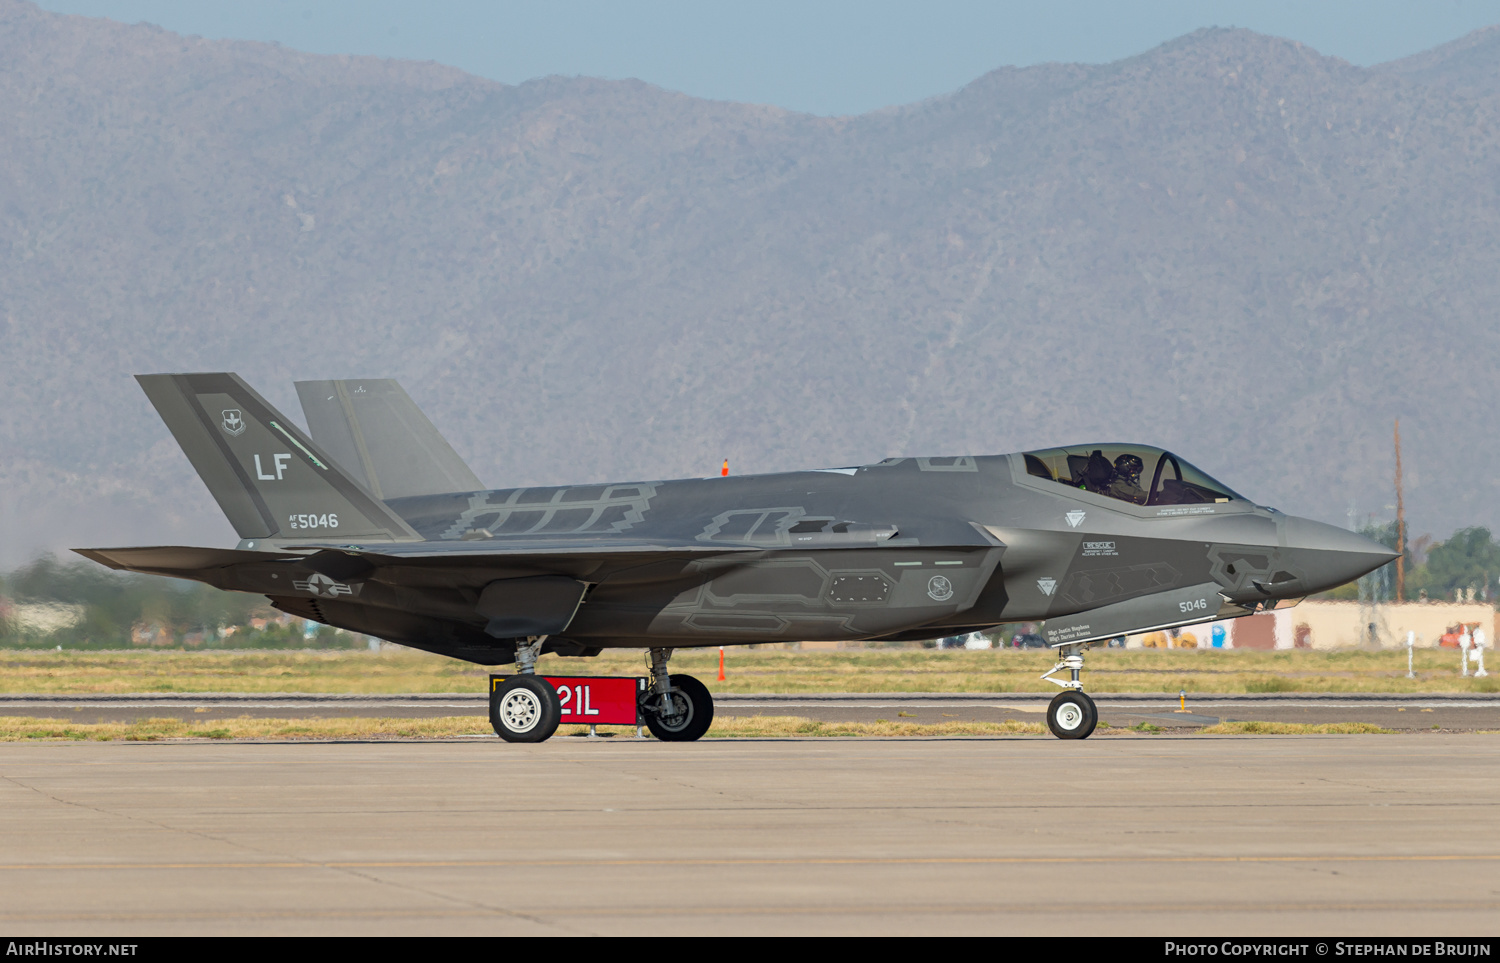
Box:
(1, 735, 1497, 935)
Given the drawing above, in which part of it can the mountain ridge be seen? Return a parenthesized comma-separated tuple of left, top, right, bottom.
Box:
(2, 1, 1499, 564)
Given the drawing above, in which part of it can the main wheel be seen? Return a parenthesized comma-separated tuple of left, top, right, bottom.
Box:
(1047, 690, 1097, 740)
(642, 673, 714, 742)
(490, 676, 562, 743)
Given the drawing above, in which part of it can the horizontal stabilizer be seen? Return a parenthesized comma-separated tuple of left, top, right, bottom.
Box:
(73, 545, 299, 579)
(295, 378, 483, 499)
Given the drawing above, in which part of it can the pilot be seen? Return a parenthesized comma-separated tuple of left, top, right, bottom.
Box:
(1107, 453, 1147, 504)
(1081, 450, 1114, 494)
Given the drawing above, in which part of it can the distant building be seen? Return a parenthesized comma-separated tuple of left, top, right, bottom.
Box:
(130, 621, 169, 646)
(10, 602, 86, 634)
(1129, 601, 1494, 649)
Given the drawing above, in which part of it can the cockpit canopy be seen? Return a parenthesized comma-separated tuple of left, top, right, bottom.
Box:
(1023, 445, 1244, 507)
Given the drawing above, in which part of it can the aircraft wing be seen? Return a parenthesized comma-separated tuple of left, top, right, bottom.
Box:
(71, 538, 774, 592)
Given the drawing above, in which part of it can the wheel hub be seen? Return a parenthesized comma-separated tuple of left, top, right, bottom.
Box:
(651, 690, 692, 731)
(500, 690, 542, 733)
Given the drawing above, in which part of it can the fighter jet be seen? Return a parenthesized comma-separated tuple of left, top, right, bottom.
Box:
(77, 374, 1397, 741)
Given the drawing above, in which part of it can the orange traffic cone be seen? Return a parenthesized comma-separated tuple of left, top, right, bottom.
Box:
(717, 645, 726, 681)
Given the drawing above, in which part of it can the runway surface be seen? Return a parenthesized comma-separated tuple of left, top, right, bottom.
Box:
(1, 735, 1497, 935)
(4, 691, 1498, 730)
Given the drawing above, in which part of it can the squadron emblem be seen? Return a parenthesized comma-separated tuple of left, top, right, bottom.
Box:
(926, 575, 954, 601)
(221, 409, 245, 436)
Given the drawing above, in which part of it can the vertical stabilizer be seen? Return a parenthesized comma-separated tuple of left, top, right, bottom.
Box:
(295, 379, 483, 499)
(136, 373, 422, 543)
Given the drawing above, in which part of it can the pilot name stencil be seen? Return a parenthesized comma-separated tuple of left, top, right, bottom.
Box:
(1046, 622, 1093, 644)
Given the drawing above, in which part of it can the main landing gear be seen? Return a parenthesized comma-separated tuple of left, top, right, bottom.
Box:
(490, 636, 562, 743)
(641, 647, 713, 742)
(487, 640, 716, 743)
(1041, 642, 1097, 740)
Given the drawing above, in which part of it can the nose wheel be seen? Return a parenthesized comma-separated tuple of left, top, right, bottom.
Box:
(1046, 690, 1097, 739)
(1041, 641, 1097, 739)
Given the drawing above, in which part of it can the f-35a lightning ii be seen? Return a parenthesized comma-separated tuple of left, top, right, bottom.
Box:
(77, 374, 1396, 741)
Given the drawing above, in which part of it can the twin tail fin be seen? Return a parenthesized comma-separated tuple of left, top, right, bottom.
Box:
(136, 373, 422, 544)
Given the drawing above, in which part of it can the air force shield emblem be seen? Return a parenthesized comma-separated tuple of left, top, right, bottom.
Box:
(221, 410, 245, 436)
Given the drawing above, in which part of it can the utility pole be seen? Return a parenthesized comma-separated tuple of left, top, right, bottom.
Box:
(1395, 419, 1406, 603)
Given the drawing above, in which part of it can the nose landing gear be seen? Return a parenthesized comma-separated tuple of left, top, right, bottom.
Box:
(1041, 642, 1097, 740)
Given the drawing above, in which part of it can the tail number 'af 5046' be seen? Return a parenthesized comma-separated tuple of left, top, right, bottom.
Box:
(288, 513, 339, 530)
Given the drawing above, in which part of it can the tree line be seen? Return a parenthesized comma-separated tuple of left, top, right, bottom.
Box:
(0, 555, 365, 650)
(1315, 525, 1499, 602)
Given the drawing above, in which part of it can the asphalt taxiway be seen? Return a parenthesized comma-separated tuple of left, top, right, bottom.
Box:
(1, 735, 1497, 935)
(3, 692, 1497, 730)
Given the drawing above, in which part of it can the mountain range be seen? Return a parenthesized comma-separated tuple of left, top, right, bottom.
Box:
(3, 0, 1500, 565)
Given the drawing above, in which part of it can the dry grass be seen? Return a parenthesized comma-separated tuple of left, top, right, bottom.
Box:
(1196, 721, 1395, 735)
(0, 715, 494, 741)
(0, 650, 486, 694)
(0, 647, 1495, 695)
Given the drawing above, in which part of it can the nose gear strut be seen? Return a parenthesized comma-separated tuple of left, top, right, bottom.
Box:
(1041, 641, 1088, 690)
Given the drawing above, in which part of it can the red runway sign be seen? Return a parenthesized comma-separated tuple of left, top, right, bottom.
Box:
(490, 675, 644, 726)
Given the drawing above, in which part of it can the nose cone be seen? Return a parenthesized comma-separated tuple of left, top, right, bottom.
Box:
(1282, 516, 1401, 595)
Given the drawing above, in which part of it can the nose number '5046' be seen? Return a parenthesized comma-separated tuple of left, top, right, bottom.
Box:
(1179, 597, 1209, 614)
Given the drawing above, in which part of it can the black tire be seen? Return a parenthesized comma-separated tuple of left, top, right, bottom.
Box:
(490, 676, 562, 743)
(1047, 690, 1097, 740)
(642, 673, 714, 742)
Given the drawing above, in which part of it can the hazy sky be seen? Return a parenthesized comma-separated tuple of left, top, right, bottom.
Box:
(34, 1, 1500, 115)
